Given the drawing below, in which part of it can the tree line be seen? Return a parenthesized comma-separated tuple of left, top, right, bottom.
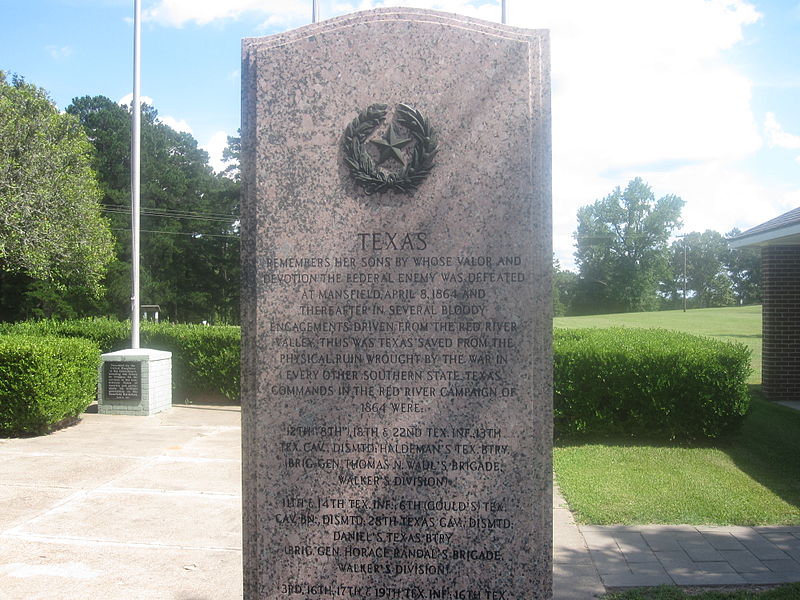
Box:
(0, 73, 240, 323)
(0, 74, 761, 323)
(554, 178, 761, 316)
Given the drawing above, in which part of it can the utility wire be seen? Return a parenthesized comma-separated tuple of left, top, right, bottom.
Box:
(102, 207, 237, 223)
(111, 228, 240, 239)
(103, 205, 236, 217)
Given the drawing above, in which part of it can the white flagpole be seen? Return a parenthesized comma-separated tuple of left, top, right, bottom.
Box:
(501, 0, 507, 24)
(131, 0, 141, 349)
(312, 0, 319, 23)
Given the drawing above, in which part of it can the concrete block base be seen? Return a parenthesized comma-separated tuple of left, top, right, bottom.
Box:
(98, 349, 172, 416)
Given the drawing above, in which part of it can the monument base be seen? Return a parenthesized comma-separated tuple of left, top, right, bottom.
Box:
(98, 349, 172, 416)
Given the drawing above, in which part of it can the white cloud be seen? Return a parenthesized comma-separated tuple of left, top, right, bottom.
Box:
(45, 45, 72, 61)
(117, 93, 154, 107)
(338, 0, 501, 21)
(158, 115, 194, 134)
(143, 0, 309, 28)
(116, 94, 194, 136)
(640, 162, 786, 234)
(335, 1, 769, 269)
(540, 0, 761, 167)
(765, 112, 800, 149)
(141, 0, 780, 269)
(203, 130, 231, 173)
(142, 0, 502, 28)
(551, 159, 795, 267)
(513, 0, 765, 268)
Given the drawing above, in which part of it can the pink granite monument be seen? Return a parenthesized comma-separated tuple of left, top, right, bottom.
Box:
(241, 8, 552, 599)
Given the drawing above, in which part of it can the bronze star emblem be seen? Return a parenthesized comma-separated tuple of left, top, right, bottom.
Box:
(371, 124, 413, 166)
(343, 103, 438, 195)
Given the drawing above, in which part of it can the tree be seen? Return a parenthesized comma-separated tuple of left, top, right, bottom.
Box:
(666, 230, 734, 309)
(573, 178, 683, 314)
(553, 257, 578, 317)
(67, 95, 240, 323)
(724, 228, 761, 306)
(0, 73, 114, 318)
(221, 131, 240, 181)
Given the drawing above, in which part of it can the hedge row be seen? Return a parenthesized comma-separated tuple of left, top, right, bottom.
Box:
(0, 318, 240, 401)
(0, 320, 752, 440)
(554, 327, 752, 440)
(0, 335, 99, 435)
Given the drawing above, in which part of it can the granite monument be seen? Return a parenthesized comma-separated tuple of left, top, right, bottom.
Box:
(242, 8, 552, 599)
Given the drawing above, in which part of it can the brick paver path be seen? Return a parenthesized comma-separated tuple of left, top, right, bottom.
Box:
(554, 486, 800, 599)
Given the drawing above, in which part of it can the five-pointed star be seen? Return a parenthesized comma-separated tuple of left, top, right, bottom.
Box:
(371, 124, 413, 166)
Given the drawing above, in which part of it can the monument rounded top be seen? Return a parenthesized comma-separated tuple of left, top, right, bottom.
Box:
(242, 7, 547, 51)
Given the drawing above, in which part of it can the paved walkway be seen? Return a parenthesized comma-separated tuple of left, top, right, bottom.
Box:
(554, 487, 800, 599)
(1, 402, 799, 599)
(0, 402, 243, 600)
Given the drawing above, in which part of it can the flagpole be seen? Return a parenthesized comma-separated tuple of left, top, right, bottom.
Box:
(312, 0, 319, 23)
(131, 0, 141, 349)
(501, 0, 507, 24)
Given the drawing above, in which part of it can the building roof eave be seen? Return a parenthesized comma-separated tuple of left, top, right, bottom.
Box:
(729, 221, 800, 248)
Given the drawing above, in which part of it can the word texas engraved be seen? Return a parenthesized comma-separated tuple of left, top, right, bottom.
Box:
(343, 103, 438, 195)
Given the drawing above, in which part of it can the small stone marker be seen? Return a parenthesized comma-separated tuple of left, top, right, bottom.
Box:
(98, 349, 172, 416)
(242, 8, 552, 600)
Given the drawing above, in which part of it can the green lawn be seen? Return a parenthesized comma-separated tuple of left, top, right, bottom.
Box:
(553, 306, 800, 526)
(604, 584, 800, 600)
(554, 305, 762, 383)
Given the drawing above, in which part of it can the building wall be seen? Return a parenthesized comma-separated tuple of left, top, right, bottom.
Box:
(762, 246, 800, 401)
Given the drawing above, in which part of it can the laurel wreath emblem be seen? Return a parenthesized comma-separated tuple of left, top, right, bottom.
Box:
(343, 103, 438, 195)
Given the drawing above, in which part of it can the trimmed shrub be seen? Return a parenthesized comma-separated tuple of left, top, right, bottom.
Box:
(0, 318, 129, 352)
(0, 318, 240, 401)
(554, 328, 752, 440)
(0, 335, 100, 435)
(143, 322, 240, 401)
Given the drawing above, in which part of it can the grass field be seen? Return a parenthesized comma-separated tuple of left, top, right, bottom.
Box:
(605, 584, 800, 599)
(554, 305, 763, 383)
(555, 391, 800, 524)
(552, 305, 800, 526)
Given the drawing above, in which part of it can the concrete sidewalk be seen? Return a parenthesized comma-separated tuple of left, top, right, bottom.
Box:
(2, 403, 799, 599)
(0, 402, 243, 600)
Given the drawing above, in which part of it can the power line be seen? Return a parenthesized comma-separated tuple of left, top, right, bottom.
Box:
(103, 205, 236, 218)
(111, 228, 240, 239)
(102, 206, 237, 223)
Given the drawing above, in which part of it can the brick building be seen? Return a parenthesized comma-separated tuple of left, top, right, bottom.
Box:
(730, 207, 800, 401)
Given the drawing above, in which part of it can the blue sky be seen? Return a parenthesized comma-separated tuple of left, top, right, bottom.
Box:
(2, 0, 799, 269)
